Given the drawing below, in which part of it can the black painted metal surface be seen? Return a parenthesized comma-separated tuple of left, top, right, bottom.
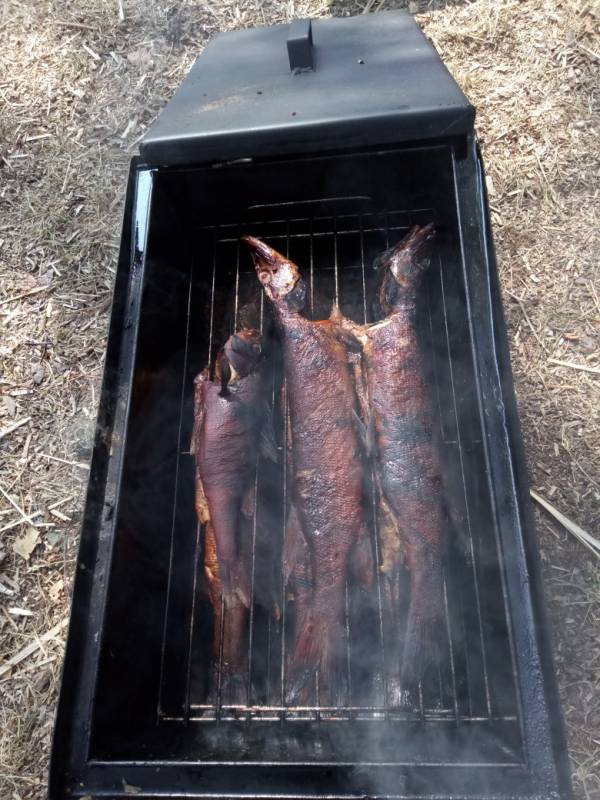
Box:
(49, 11, 571, 800)
(140, 11, 474, 167)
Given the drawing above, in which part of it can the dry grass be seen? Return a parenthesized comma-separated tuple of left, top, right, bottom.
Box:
(0, 0, 598, 798)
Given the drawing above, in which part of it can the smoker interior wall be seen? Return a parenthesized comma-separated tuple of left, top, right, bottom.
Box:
(90, 146, 520, 761)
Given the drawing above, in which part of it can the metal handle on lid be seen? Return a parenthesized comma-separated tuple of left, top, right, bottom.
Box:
(287, 19, 314, 72)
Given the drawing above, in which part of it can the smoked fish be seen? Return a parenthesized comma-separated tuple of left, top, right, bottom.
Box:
(244, 235, 371, 706)
(335, 223, 443, 701)
(191, 328, 267, 705)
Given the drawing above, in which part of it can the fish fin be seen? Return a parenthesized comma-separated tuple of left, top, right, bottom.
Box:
(219, 353, 232, 397)
(352, 409, 376, 460)
(352, 409, 368, 446)
(283, 503, 310, 587)
(240, 486, 256, 519)
(322, 306, 364, 351)
(190, 369, 208, 455)
(287, 607, 347, 707)
(217, 587, 251, 706)
(203, 522, 220, 604)
(329, 302, 342, 322)
(401, 552, 443, 689)
(259, 402, 278, 462)
(350, 522, 374, 589)
(337, 325, 364, 355)
(219, 671, 248, 707)
(227, 561, 252, 609)
(401, 612, 441, 692)
(330, 306, 362, 337)
(378, 494, 405, 575)
(432, 425, 469, 557)
(195, 478, 211, 526)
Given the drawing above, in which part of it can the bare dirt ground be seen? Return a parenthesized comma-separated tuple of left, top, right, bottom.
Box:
(0, 0, 598, 798)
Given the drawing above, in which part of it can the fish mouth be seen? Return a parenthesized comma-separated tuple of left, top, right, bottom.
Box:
(243, 235, 279, 267)
(401, 222, 436, 260)
(386, 223, 435, 267)
(383, 223, 436, 289)
(243, 235, 303, 303)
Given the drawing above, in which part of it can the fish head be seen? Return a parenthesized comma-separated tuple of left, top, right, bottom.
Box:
(224, 328, 262, 378)
(243, 236, 306, 311)
(378, 223, 436, 312)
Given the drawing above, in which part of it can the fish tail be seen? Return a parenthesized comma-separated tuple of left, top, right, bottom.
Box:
(401, 555, 443, 689)
(220, 594, 250, 706)
(286, 604, 347, 707)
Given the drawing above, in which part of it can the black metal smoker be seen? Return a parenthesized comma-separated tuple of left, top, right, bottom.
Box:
(49, 12, 572, 799)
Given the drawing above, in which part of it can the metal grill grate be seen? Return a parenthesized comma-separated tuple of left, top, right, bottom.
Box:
(157, 197, 519, 731)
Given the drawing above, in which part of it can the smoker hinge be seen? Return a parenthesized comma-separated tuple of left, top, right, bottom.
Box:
(287, 18, 314, 73)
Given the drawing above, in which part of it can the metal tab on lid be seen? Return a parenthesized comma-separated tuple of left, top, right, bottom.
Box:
(287, 18, 314, 73)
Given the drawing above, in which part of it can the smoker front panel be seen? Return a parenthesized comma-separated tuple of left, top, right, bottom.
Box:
(50, 146, 570, 800)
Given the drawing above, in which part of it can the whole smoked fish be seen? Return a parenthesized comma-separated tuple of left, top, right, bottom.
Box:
(244, 235, 370, 706)
(336, 224, 443, 700)
(191, 329, 267, 704)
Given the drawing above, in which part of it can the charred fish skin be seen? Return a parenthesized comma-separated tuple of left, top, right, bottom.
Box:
(371, 224, 443, 696)
(335, 224, 442, 701)
(244, 235, 369, 707)
(202, 519, 250, 706)
(192, 329, 265, 602)
(191, 329, 267, 706)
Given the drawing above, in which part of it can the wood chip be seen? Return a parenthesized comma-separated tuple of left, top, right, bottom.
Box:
(122, 780, 142, 795)
(82, 43, 101, 61)
(12, 527, 40, 560)
(8, 607, 33, 617)
(48, 578, 64, 601)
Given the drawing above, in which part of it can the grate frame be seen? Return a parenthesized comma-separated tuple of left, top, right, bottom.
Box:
(156, 199, 517, 736)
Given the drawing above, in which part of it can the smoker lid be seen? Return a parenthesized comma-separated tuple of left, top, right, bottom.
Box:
(141, 11, 475, 166)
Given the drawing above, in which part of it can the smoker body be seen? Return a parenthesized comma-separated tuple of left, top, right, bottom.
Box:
(50, 12, 571, 800)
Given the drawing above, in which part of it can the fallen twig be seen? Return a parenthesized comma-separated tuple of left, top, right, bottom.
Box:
(575, 41, 600, 63)
(0, 483, 39, 526)
(0, 286, 49, 306)
(0, 618, 68, 679)
(505, 290, 550, 354)
(0, 516, 54, 534)
(40, 453, 90, 469)
(0, 417, 31, 439)
(531, 489, 600, 560)
(548, 358, 600, 376)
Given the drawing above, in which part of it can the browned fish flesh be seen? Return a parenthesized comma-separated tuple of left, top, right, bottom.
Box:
(335, 224, 443, 701)
(244, 235, 371, 706)
(191, 328, 267, 705)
